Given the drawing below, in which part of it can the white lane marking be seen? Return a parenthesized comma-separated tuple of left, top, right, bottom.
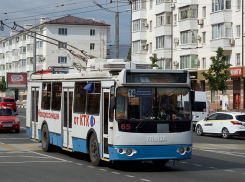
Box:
(88, 166, 95, 168)
(225, 170, 234, 172)
(0, 156, 47, 159)
(76, 163, 83, 165)
(208, 167, 218, 169)
(141, 179, 151, 182)
(0, 161, 67, 164)
(20, 127, 26, 129)
(193, 164, 202, 166)
(99, 169, 107, 171)
(180, 161, 187, 163)
(0, 142, 4, 144)
(18, 116, 26, 118)
(112, 172, 120, 174)
(28, 151, 70, 162)
(0, 138, 29, 139)
(242, 173, 245, 174)
(199, 149, 245, 158)
(125, 175, 135, 178)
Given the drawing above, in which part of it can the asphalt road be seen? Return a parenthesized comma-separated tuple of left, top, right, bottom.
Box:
(0, 108, 244, 182)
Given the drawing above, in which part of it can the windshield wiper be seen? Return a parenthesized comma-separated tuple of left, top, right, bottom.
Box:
(136, 107, 155, 130)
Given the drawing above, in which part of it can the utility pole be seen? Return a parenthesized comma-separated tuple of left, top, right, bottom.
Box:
(33, 31, 36, 75)
(115, 0, 119, 59)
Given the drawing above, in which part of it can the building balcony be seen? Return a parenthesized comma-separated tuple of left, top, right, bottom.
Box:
(178, 19, 198, 32)
(154, 48, 171, 59)
(10, 67, 18, 72)
(19, 53, 26, 60)
(210, 38, 233, 51)
(26, 64, 33, 72)
(155, 2, 171, 14)
(0, 70, 6, 76)
(18, 40, 26, 47)
(26, 51, 33, 58)
(210, 10, 232, 25)
(5, 57, 11, 63)
(132, 9, 147, 20)
(12, 55, 19, 62)
(36, 48, 43, 56)
(26, 38, 33, 45)
(155, 25, 171, 37)
(0, 47, 5, 54)
(18, 67, 26, 73)
(177, 0, 198, 8)
(132, 31, 147, 41)
(177, 47, 198, 56)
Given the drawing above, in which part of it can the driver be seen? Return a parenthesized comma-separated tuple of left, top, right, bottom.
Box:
(160, 96, 176, 120)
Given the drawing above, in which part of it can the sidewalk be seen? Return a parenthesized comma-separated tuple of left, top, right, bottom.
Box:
(16, 100, 27, 109)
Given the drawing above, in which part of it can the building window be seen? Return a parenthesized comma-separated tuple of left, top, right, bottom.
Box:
(58, 57, 67, 64)
(179, 6, 198, 20)
(157, 59, 171, 70)
(90, 43, 95, 50)
(20, 47, 26, 54)
(150, 0, 153, 9)
(222, 90, 227, 95)
(202, 58, 206, 69)
(203, 7, 206, 18)
(149, 42, 152, 53)
(236, 53, 240, 66)
(202, 32, 206, 44)
(212, 23, 232, 39)
(174, 14, 177, 25)
(132, 40, 147, 53)
(132, 0, 146, 11)
(156, 12, 171, 26)
(90, 29, 95, 36)
(149, 21, 152, 31)
(133, 19, 147, 31)
(180, 55, 198, 69)
(58, 28, 67, 35)
(180, 30, 198, 44)
(237, 25, 240, 38)
(211, 90, 215, 103)
(237, 0, 241, 10)
(212, 0, 231, 12)
(225, 55, 230, 65)
(58, 42, 67, 49)
(156, 36, 164, 49)
(36, 41, 43, 48)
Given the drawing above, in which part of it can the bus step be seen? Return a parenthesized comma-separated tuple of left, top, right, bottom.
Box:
(62, 147, 73, 152)
(101, 158, 109, 162)
(31, 139, 39, 142)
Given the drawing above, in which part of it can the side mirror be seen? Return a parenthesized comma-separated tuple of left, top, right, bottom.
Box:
(15, 113, 19, 115)
(204, 117, 207, 121)
(110, 86, 115, 109)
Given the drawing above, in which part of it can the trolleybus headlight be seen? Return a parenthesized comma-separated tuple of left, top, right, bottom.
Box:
(126, 148, 132, 156)
(118, 148, 124, 154)
(186, 147, 191, 152)
(178, 147, 185, 155)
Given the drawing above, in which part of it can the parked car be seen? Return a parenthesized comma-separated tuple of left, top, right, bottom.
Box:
(196, 112, 245, 139)
(0, 97, 17, 112)
(0, 106, 20, 133)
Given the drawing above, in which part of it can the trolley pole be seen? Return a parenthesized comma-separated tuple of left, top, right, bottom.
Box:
(115, 11, 119, 59)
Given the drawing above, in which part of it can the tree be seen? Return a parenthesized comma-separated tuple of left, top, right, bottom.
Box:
(149, 53, 158, 68)
(0, 77, 7, 96)
(201, 47, 232, 111)
(125, 47, 131, 62)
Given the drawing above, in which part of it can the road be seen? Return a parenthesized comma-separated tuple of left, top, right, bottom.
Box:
(0, 108, 245, 182)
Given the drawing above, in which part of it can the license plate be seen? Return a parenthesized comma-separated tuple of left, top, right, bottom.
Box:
(3, 124, 13, 128)
(7, 104, 12, 106)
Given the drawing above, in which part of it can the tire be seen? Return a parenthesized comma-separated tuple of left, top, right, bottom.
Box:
(152, 159, 169, 166)
(15, 129, 20, 133)
(222, 128, 230, 139)
(196, 125, 203, 136)
(89, 133, 101, 166)
(41, 124, 52, 152)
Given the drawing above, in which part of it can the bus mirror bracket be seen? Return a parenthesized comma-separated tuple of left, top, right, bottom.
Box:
(190, 91, 195, 109)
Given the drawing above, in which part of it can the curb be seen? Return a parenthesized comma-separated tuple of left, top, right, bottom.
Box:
(17, 105, 27, 109)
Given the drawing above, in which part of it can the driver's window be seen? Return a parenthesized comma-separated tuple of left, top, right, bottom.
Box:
(207, 113, 217, 120)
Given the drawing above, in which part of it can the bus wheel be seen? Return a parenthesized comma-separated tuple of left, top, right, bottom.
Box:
(89, 133, 101, 166)
(41, 124, 51, 152)
(196, 125, 203, 136)
(152, 159, 169, 166)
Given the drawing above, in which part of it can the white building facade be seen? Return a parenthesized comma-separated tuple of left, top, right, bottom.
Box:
(130, 0, 245, 111)
(0, 15, 110, 100)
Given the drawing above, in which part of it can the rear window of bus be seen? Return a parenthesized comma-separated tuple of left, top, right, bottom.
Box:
(235, 115, 245, 122)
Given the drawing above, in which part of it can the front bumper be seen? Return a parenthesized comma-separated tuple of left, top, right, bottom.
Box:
(0, 123, 20, 130)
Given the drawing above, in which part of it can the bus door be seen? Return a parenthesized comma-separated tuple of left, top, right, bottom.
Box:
(62, 88, 73, 149)
(102, 89, 110, 159)
(31, 87, 39, 140)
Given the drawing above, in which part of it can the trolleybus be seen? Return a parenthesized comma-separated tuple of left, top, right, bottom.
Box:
(26, 60, 194, 166)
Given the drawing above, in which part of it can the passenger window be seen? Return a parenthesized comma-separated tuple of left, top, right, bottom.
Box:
(226, 114, 233, 120)
(86, 82, 101, 115)
(207, 113, 217, 120)
(42, 83, 51, 110)
(51, 82, 62, 111)
(74, 82, 87, 113)
(216, 114, 226, 120)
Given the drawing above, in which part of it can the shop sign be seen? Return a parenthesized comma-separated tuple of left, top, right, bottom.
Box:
(229, 67, 243, 77)
(6, 72, 27, 88)
(189, 72, 197, 79)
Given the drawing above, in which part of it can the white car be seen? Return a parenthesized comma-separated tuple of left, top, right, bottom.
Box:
(196, 112, 245, 139)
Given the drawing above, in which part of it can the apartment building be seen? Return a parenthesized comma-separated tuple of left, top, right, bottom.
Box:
(0, 15, 110, 100)
(130, 0, 244, 111)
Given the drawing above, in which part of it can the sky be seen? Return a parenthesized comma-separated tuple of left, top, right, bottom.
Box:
(0, 0, 132, 45)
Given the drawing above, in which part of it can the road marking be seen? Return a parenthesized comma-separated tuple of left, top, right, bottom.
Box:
(76, 163, 83, 165)
(0, 142, 4, 144)
(141, 179, 151, 182)
(0, 138, 29, 140)
(111, 172, 120, 174)
(88, 166, 95, 168)
(193, 143, 245, 150)
(193, 164, 202, 166)
(18, 144, 42, 151)
(180, 161, 187, 163)
(125, 175, 135, 178)
(99, 169, 107, 171)
(0, 161, 67, 164)
(0, 144, 22, 151)
(208, 167, 218, 169)
(29, 151, 70, 162)
(199, 149, 245, 158)
(225, 170, 234, 172)
(18, 115, 26, 118)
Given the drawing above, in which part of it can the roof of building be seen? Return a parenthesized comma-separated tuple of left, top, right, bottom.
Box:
(44, 15, 110, 27)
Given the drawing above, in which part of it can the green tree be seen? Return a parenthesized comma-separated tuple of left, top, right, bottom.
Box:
(150, 53, 158, 68)
(0, 77, 7, 96)
(201, 47, 232, 111)
(125, 47, 131, 62)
